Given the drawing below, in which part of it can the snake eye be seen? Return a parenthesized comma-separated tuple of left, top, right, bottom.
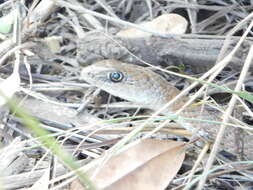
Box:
(109, 71, 124, 82)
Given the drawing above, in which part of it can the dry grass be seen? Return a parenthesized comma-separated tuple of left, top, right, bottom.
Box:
(0, 0, 253, 190)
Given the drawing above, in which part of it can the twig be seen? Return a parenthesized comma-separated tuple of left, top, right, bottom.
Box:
(196, 40, 253, 190)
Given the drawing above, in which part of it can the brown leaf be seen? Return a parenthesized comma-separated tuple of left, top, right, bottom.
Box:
(89, 139, 186, 190)
(116, 13, 188, 38)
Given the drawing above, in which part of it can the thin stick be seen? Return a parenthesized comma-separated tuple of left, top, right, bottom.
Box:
(196, 44, 253, 190)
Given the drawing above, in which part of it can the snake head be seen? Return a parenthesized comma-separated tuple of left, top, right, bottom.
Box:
(81, 59, 175, 107)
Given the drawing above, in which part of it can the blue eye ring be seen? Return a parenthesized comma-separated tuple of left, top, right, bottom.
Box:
(109, 71, 124, 82)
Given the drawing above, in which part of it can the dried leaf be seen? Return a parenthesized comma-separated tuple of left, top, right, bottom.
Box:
(0, 72, 20, 107)
(116, 13, 188, 38)
(89, 139, 186, 190)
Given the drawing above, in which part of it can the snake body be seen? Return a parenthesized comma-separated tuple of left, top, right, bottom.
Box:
(81, 59, 253, 160)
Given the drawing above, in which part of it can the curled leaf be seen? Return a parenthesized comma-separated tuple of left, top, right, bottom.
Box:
(117, 13, 188, 38)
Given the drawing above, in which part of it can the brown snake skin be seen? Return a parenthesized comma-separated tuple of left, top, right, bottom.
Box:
(81, 59, 253, 160)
